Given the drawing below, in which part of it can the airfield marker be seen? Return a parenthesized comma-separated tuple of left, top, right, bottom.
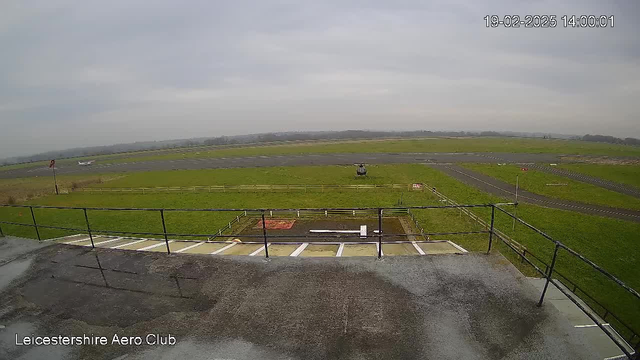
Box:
(211, 243, 236, 255)
(90, 237, 124, 247)
(111, 239, 147, 249)
(138, 240, 173, 251)
(175, 242, 205, 253)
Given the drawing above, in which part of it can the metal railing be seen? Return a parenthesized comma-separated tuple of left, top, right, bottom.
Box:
(0, 202, 637, 358)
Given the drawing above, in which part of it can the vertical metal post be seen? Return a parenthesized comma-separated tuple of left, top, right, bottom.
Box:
(83, 208, 95, 248)
(0, 221, 4, 237)
(487, 205, 495, 254)
(377, 208, 382, 259)
(160, 210, 170, 254)
(30, 206, 41, 241)
(261, 212, 269, 258)
(538, 243, 560, 307)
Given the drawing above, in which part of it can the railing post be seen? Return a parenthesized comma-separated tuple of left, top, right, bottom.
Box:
(538, 243, 560, 307)
(261, 212, 269, 258)
(377, 208, 383, 259)
(83, 208, 95, 248)
(160, 210, 170, 254)
(30, 206, 41, 241)
(0, 220, 4, 237)
(487, 205, 495, 254)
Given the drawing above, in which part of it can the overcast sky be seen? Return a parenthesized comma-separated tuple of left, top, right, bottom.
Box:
(1, 0, 639, 157)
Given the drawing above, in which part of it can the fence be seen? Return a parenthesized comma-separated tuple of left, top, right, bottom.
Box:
(0, 203, 638, 359)
(73, 184, 419, 194)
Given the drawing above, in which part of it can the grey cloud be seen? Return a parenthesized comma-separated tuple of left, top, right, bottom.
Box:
(0, 0, 639, 157)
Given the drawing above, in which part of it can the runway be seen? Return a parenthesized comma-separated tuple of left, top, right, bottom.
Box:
(0, 152, 564, 179)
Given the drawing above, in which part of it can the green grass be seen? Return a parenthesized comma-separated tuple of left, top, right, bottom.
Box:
(84, 137, 640, 165)
(93, 164, 434, 187)
(559, 164, 640, 190)
(1, 163, 638, 339)
(461, 163, 640, 211)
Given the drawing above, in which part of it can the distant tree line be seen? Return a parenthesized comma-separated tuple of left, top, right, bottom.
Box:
(2, 130, 636, 166)
(581, 134, 640, 146)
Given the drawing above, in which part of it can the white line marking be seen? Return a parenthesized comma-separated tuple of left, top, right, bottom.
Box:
(175, 242, 205, 253)
(574, 323, 609, 328)
(64, 237, 91, 244)
(447, 241, 469, 253)
(89, 237, 123, 246)
(604, 354, 632, 360)
(376, 243, 384, 256)
(111, 239, 147, 249)
(250, 244, 270, 256)
(137, 241, 173, 251)
(211, 243, 236, 255)
(412, 242, 426, 255)
(290, 243, 309, 257)
(336, 243, 345, 257)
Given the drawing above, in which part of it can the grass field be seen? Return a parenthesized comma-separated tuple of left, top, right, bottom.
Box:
(4, 137, 640, 172)
(559, 164, 640, 190)
(461, 163, 640, 210)
(1, 163, 638, 339)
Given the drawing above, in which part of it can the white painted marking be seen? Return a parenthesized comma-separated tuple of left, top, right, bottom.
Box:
(376, 243, 384, 256)
(360, 225, 367, 238)
(211, 243, 236, 255)
(604, 354, 631, 360)
(175, 242, 205, 253)
(250, 244, 270, 256)
(412, 242, 426, 255)
(137, 241, 173, 251)
(447, 241, 469, 253)
(290, 243, 309, 257)
(336, 243, 345, 257)
(64, 237, 92, 244)
(111, 239, 147, 249)
(89, 237, 123, 246)
(574, 323, 609, 328)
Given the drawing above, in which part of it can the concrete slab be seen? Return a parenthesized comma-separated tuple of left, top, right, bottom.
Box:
(180, 242, 229, 254)
(265, 244, 298, 256)
(118, 240, 160, 250)
(341, 243, 377, 257)
(381, 243, 419, 255)
(300, 244, 338, 257)
(418, 241, 460, 254)
(219, 244, 262, 256)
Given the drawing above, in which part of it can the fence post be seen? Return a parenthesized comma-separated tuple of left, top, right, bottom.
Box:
(377, 208, 383, 259)
(0, 221, 4, 237)
(487, 205, 495, 254)
(29, 206, 41, 241)
(261, 212, 269, 258)
(537, 243, 560, 307)
(160, 210, 170, 254)
(83, 208, 95, 248)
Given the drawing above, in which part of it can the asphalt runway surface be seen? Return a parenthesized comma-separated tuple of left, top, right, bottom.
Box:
(0, 152, 566, 179)
(0, 238, 598, 360)
(433, 164, 640, 223)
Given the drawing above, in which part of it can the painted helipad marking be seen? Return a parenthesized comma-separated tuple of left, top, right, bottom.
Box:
(574, 323, 610, 328)
(111, 239, 147, 249)
(64, 237, 92, 244)
(175, 242, 205, 253)
(412, 242, 426, 255)
(138, 241, 172, 251)
(290, 243, 309, 257)
(90, 237, 123, 246)
(336, 243, 345, 257)
(249, 244, 270, 256)
(447, 241, 469, 253)
(211, 243, 236, 255)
